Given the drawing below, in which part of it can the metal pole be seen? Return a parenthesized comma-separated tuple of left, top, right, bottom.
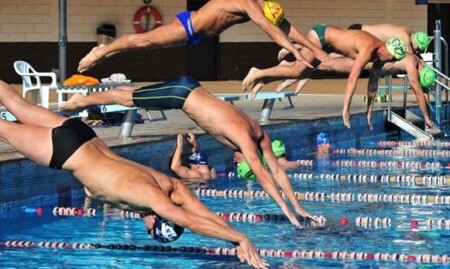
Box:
(119, 110, 138, 139)
(58, 0, 67, 92)
(440, 37, 449, 130)
(434, 20, 442, 127)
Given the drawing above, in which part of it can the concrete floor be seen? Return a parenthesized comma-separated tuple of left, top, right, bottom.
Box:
(0, 78, 419, 162)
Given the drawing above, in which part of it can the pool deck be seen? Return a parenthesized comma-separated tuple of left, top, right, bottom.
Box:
(0, 78, 419, 162)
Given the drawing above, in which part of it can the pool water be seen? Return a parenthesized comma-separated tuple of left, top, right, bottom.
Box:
(1, 138, 450, 268)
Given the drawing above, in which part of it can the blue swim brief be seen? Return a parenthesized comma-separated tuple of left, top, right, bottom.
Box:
(176, 11, 202, 46)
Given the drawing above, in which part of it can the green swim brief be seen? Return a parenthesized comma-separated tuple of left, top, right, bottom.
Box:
(311, 24, 328, 48)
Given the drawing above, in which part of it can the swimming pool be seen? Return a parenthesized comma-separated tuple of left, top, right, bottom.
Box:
(1, 111, 449, 268)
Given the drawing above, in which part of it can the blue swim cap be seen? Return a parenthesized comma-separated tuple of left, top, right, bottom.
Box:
(151, 217, 185, 243)
(316, 132, 330, 146)
(189, 150, 208, 165)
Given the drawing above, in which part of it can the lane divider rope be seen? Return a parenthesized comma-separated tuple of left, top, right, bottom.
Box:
(333, 148, 450, 158)
(330, 160, 442, 171)
(377, 140, 450, 148)
(49, 207, 326, 227)
(48, 207, 450, 230)
(194, 188, 450, 205)
(1, 240, 448, 264)
(227, 172, 450, 186)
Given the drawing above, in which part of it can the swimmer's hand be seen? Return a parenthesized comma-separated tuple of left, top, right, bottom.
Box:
(283, 209, 302, 228)
(235, 237, 269, 269)
(278, 48, 291, 61)
(78, 44, 106, 73)
(293, 50, 313, 69)
(425, 119, 441, 134)
(313, 49, 330, 63)
(343, 110, 351, 129)
(186, 133, 198, 150)
(278, 44, 303, 61)
(295, 209, 317, 224)
(176, 133, 184, 147)
(366, 114, 373, 130)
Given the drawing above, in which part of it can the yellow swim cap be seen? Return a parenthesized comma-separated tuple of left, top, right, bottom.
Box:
(263, 0, 285, 26)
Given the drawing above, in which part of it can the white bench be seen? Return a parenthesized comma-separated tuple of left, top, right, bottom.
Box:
(0, 110, 17, 121)
(216, 92, 295, 123)
(216, 94, 241, 104)
(244, 92, 295, 123)
(55, 83, 167, 138)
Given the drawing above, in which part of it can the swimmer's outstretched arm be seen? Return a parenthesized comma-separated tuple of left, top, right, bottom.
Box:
(244, 0, 308, 66)
(170, 180, 269, 268)
(282, 20, 329, 63)
(170, 134, 206, 180)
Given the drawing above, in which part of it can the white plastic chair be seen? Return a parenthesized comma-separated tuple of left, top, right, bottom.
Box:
(13, 60, 58, 108)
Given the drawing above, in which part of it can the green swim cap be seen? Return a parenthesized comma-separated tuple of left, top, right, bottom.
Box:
(385, 38, 407, 60)
(236, 159, 256, 180)
(271, 140, 286, 157)
(236, 154, 267, 180)
(419, 66, 436, 88)
(413, 31, 431, 52)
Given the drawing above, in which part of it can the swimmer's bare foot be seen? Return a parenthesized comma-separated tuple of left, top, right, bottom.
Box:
(78, 44, 105, 73)
(294, 79, 311, 95)
(249, 79, 266, 99)
(58, 93, 85, 111)
(277, 48, 291, 61)
(242, 67, 260, 91)
(276, 79, 298, 92)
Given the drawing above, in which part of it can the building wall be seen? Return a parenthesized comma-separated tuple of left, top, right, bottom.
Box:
(0, 0, 427, 43)
(0, 0, 428, 82)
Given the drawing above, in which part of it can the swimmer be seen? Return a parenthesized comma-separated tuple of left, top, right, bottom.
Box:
(59, 75, 315, 228)
(235, 139, 306, 175)
(170, 133, 217, 182)
(0, 79, 268, 269)
(242, 24, 407, 129)
(315, 132, 331, 158)
(278, 52, 437, 130)
(77, 0, 328, 73)
(347, 23, 431, 55)
(271, 139, 305, 170)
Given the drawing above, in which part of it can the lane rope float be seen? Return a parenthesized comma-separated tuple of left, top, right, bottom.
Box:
(1, 240, 448, 264)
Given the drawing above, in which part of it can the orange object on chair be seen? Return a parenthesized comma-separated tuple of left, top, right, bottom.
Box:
(64, 74, 100, 86)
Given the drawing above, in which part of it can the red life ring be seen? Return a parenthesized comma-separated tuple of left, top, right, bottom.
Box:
(133, 5, 163, 33)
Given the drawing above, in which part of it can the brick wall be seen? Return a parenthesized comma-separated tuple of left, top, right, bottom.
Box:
(0, 0, 429, 82)
(0, 0, 427, 43)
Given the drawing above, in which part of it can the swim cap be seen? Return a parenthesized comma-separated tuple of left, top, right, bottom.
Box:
(189, 150, 208, 165)
(413, 31, 431, 52)
(419, 66, 436, 88)
(271, 140, 286, 157)
(236, 154, 268, 180)
(236, 159, 256, 180)
(385, 38, 407, 60)
(263, 0, 285, 26)
(151, 217, 184, 243)
(316, 132, 330, 146)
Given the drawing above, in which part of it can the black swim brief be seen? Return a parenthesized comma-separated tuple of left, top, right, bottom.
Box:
(49, 118, 97, 169)
(348, 23, 363, 30)
(132, 76, 201, 110)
